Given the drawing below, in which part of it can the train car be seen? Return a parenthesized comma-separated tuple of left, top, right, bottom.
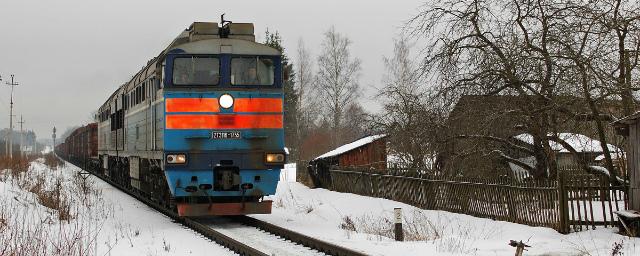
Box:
(94, 19, 285, 216)
(56, 123, 98, 168)
(55, 141, 68, 159)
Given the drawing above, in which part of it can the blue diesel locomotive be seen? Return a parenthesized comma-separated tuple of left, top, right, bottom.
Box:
(93, 19, 285, 216)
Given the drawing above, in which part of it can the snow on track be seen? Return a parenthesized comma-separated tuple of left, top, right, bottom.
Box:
(197, 217, 327, 256)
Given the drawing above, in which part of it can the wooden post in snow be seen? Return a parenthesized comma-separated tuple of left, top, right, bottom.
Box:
(557, 170, 570, 234)
(394, 208, 403, 241)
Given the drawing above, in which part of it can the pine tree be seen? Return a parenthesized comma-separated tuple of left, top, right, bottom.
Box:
(264, 29, 299, 162)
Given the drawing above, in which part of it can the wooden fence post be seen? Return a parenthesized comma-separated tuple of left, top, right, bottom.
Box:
(394, 208, 404, 241)
(506, 186, 517, 223)
(557, 171, 570, 234)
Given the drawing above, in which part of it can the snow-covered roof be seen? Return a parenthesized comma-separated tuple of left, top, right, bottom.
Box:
(595, 152, 625, 161)
(314, 134, 386, 160)
(513, 133, 620, 153)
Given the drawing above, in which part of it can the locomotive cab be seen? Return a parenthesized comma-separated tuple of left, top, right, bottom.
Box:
(161, 22, 286, 216)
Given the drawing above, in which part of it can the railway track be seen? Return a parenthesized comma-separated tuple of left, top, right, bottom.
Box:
(64, 159, 367, 256)
(196, 216, 326, 256)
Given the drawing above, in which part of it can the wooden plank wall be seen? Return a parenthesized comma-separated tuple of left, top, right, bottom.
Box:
(338, 139, 387, 170)
(630, 123, 640, 211)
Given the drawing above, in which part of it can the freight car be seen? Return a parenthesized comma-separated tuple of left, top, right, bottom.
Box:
(55, 123, 98, 170)
(57, 18, 285, 216)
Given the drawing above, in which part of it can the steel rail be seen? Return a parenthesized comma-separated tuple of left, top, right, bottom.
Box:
(235, 216, 368, 256)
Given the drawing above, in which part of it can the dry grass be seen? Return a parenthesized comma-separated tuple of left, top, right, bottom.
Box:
(339, 216, 357, 232)
(339, 210, 441, 241)
(29, 175, 72, 221)
(338, 210, 494, 255)
(611, 240, 624, 256)
(0, 157, 110, 255)
(44, 153, 64, 170)
(0, 155, 36, 181)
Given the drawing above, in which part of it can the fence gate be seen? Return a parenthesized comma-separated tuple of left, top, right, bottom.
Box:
(559, 172, 628, 233)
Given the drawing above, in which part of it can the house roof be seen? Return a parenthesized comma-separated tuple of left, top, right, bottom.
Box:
(448, 95, 623, 136)
(314, 134, 386, 160)
(613, 111, 640, 125)
(595, 152, 625, 161)
(513, 133, 621, 153)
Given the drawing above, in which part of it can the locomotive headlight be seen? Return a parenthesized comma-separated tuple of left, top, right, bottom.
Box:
(219, 94, 234, 109)
(265, 153, 285, 163)
(167, 154, 187, 164)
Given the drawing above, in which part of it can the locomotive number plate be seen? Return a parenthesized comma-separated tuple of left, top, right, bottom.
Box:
(211, 131, 241, 139)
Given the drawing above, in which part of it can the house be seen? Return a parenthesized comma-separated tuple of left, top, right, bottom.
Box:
(441, 95, 625, 177)
(509, 133, 624, 177)
(312, 134, 387, 170)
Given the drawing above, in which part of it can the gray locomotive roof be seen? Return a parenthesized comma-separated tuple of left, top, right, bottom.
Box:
(97, 22, 280, 113)
(170, 38, 280, 56)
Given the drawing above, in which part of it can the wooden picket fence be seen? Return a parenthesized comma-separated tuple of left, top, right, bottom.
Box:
(561, 173, 628, 232)
(308, 165, 628, 234)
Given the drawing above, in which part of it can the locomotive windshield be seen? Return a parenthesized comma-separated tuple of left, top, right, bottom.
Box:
(231, 57, 275, 85)
(173, 57, 220, 85)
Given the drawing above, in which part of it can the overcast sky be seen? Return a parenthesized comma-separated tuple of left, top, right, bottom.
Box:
(0, 0, 424, 140)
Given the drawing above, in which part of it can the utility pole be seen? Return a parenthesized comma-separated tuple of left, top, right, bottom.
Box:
(5, 74, 19, 159)
(5, 114, 15, 157)
(18, 116, 25, 157)
(33, 131, 37, 156)
(52, 126, 56, 153)
(0, 74, 4, 157)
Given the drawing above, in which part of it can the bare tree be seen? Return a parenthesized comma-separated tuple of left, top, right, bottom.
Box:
(374, 38, 441, 170)
(551, 0, 640, 184)
(342, 103, 369, 141)
(316, 26, 362, 147)
(408, 0, 562, 178)
(296, 39, 318, 140)
(603, 0, 640, 116)
(408, 0, 639, 181)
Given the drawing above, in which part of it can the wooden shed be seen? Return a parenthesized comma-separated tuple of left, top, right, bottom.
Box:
(313, 134, 387, 170)
(614, 112, 640, 212)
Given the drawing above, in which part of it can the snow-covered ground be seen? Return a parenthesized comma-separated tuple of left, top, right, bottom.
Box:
(0, 159, 235, 256)
(255, 181, 640, 256)
(4, 158, 638, 255)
